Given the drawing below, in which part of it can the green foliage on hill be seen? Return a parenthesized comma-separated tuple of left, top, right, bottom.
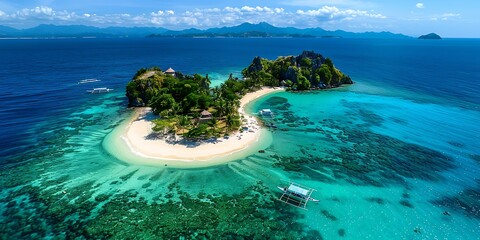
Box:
(126, 68, 244, 139)
(242, 50, 353, 90)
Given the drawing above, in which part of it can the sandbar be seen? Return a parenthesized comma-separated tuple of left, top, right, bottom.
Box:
(104, 87, 284, 167)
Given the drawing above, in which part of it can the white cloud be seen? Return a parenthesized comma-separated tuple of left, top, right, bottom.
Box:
(282, 0, 375, 8)
(0, 5, 387, 30)
(416, 3, 424, 9)
(442, 13, 460, 17)
(429, 13, 460, 21)
(296, 6, 386, 19)
(151, 10, 175, 17)
(17, 6, 54, 17)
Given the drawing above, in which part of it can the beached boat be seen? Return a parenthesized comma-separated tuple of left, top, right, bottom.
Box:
(277, 182, 319, 209)
(87, 87, 113, 94)
(259, 109, 273, 116)
(78, 78, 101, 84)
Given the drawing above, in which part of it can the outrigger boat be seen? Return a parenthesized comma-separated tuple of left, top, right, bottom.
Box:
(259, 109, 273, 116)
(87, 87, 113, 94)
(277, 182, 319, 209)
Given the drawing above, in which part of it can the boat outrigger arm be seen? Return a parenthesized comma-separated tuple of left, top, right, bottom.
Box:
(277, 182, 319, 209)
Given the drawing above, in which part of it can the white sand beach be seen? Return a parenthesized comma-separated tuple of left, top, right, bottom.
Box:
(106, 87, 284, 167)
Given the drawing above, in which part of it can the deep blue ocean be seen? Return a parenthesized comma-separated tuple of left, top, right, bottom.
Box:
(0, 38, 479, 239)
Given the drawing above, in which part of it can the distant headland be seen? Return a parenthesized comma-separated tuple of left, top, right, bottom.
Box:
(418, 33, 442, 39)
(110, 51, 352, 166)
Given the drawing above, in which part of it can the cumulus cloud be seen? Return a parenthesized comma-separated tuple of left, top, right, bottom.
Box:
(296, 6, 386, 19)
(151, 10, 175, 17)
(416, 3, 424, 9)
(0, 5, 387, 30)
(442, 13, 460, 17)
(281, 0, 375, 8)
(430, 13, 460, 21)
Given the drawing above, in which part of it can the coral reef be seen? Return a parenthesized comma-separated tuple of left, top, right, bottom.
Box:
(431, 180, 480, 219)
(259, 95, 455, 187)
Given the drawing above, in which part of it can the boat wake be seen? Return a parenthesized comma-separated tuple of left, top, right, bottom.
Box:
(78, 78, 101, 84)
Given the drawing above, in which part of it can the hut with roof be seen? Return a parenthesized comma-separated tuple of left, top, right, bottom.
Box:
(197, 110, 213, 124)
(164, 67, 176, 77)
(200, 110, 212, 120)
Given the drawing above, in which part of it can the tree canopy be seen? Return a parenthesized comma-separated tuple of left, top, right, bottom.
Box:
(242, 50, 352, 90)
(126, 67, 244, 140)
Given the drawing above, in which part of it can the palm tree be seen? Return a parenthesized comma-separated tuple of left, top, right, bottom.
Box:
(201, 74, 211, 90)
(208, 117, 218, 136)
(212, 86, 222, 100)
(216, 98, 226, 117)
(225, 113, 240, 133)
(176, 115, 191, 135)
(171, 102, 181, 116)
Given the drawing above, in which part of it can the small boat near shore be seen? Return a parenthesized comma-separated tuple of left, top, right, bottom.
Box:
(78, 78, 101, 84)
(87, 87, 113, 94)
(259, 109, 273, 116)
(277, 182, 319, 209)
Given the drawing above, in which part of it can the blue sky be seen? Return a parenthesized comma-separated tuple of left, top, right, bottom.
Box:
(0, 0, 478, 37)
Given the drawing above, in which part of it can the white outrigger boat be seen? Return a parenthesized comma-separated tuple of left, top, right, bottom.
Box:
(78, 78, 101, 84)
(87, 87, 113, 94)
(259, 108, 273, 116)
(277, 182, 319, 209)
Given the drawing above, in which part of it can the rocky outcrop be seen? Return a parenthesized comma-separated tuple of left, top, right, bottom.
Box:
(242, 50, 353, 89)
(295, 50, 326, 70)
(246, 56, 264, 73)
(418, 33, 442, 39)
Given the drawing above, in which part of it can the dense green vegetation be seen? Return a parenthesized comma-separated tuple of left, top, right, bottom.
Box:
(242, 50, 352, 90)
(126, 68, 246, 139)
(126, 51, 352, 139)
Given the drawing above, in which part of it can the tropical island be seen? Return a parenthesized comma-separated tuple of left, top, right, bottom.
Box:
(118, 51, 351, 165)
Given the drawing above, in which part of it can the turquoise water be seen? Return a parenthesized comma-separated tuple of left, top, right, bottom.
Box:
(250, 84, 480, 239)
(0, 38, 479, 238)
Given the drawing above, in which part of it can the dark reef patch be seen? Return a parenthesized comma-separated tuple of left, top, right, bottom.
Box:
(84, 182, 320, 239)
(264, 105, 454, 187)
(389, 116, 408, 125)
(399, 200, 414, 208)
(0, 181, 321, 239)
(119, 169, 139, 181)
(356, 109, 384, 126)
(365, 197, 387, 205)
(470, 154, 480, 163)
(264, 96, 288, 106)
(431, 181, 480, 219)
(320, 209, 338, 221)
(447, 141, 465, 148)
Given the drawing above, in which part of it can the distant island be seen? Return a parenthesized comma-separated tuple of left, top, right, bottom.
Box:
(418, 33, 442, 39)
(119, 51, 351, 164)
(0, 22, 411, 39)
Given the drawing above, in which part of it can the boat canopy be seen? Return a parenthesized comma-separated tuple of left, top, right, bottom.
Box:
(287, 184, 309, 197)
(260, 109, 273, 116)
